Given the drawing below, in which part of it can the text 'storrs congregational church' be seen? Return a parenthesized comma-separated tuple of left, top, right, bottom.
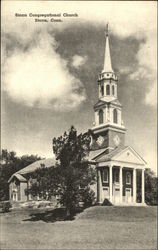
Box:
(88, 25, 146, 205)
(8, 26, 147, 205)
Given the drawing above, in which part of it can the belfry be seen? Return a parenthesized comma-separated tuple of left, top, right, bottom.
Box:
(89, 25, 146, 205)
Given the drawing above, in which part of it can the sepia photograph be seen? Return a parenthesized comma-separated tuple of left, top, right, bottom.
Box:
(1, 1, 157, 249)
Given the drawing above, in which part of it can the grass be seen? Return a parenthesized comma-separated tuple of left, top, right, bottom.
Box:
(0, 206, 157, 250)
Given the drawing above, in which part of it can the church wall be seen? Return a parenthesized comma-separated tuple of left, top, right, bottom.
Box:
(108, 130, 125, 149)
(20, 182, 28, 202)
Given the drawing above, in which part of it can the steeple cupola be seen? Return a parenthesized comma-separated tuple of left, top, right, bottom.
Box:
(98, 24, 118, 102)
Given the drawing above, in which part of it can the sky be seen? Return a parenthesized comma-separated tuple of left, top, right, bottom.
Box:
(1, 1, 157, 174)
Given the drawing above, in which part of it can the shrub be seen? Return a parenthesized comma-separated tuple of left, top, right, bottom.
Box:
(102, 198, 113, 206)
(1, 201, 12, 212)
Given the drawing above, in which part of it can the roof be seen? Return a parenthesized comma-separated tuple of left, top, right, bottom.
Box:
(93, 145, 147, 165)
(11, 173, 27, 182)
(95, 146, 128, 162)
(94, 99, 122, 109)
(8, 158, 56, 183)
(87, 148, 109, 161)
(17, 158, 56, 175)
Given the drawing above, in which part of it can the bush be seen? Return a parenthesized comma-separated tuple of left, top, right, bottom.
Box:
(0, 201, 12, 212)
(102, 198, 113, 206)
(82, 188, 96, 208)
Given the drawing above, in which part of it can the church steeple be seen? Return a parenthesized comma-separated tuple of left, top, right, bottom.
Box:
(102, 24, 113, 73)
(90, 26, 126, 151)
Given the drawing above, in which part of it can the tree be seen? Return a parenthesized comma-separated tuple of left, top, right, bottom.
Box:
(136, 168, 158, 205)
(145, 168, 158, 205)
(27, 126, 96, 217)
(0, 149, 42, 201)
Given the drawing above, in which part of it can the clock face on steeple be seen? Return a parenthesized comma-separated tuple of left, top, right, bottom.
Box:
(113, 135, 120, 146)
(97, 135, 104, 146)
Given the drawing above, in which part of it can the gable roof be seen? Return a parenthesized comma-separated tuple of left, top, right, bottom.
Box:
(17, 158, 56, 175)
(8, 173, 27, 183)
(95, 146, 147, 165)
(95, 146, 127, 161)
(8, 158, 56, 183)
(87, 148, 108, 161)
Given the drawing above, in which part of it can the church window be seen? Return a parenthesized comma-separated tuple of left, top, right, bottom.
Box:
(99, 109, 103, 124)
(112, 85, 115, 95)
(126, 172, 131, 184)
(101, 85, 104, 96)
(106, 85, 110, 95)
(114, 169, 119, 183)
(103, 169, 108, 183)
(113, 109, 118, 123)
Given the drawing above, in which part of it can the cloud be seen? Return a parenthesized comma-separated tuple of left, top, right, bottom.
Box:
(71, 55, 87, 68)
(2, 31, 86, 110)
(129, 32, 157, 106)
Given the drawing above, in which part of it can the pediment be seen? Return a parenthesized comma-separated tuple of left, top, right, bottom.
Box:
(112, 146, 146, 165)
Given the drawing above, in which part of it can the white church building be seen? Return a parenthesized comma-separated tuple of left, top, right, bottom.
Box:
(8, 26, 147, 205)
(88, 26, 147, 205)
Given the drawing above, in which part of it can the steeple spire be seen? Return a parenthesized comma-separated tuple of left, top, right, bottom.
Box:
(102, 23, 113, 73)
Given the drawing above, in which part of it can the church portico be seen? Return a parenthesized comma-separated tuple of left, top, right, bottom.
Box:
(97, 161, 145, 205)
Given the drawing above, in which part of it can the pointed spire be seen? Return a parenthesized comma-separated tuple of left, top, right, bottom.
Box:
(102, 23, 113, 73)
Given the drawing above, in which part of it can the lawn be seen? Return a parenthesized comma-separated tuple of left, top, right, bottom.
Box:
(0, 206, 157, 250)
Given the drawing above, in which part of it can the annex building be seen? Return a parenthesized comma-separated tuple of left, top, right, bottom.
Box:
(8, 27, 146, 205)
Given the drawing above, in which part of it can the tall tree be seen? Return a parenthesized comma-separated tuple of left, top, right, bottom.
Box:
(27, 126, 96, 216)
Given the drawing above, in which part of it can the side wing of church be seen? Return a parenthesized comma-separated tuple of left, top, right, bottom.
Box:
(88, 25, 146, 205)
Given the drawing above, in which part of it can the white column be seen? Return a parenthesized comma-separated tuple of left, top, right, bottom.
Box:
(133, 168, 136, 203)
(97, 169, 102, 204)
(142, 169, 145, 204)
(120, 166, 123, 203)
(109, 165, 113, 202)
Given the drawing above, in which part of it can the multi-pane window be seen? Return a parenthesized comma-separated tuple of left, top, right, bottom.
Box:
(114, 169, 119, 183)
(103, 169, 108, 183)
(126, 172, 131, 184)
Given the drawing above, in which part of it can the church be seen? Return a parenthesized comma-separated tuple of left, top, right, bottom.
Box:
(8, 26, 147, 205)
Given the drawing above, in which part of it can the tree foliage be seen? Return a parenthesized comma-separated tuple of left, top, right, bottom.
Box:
(27, 126, 96, 216)
(145, 169, 158, 205)
(0, 149, 42, 201)
(137, 168, 158, 205)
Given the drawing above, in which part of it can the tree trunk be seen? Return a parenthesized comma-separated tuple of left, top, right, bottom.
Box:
(66, 207, 70, 217)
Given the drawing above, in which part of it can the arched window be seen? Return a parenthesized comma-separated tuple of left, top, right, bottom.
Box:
(112, 85, 115, 95)
(113, 109, 118, 123)
(126, 172, 131, 184)
(99, 110, 103, 124)
(101, 85, 104, 96)
(106, 85, 110, 95)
